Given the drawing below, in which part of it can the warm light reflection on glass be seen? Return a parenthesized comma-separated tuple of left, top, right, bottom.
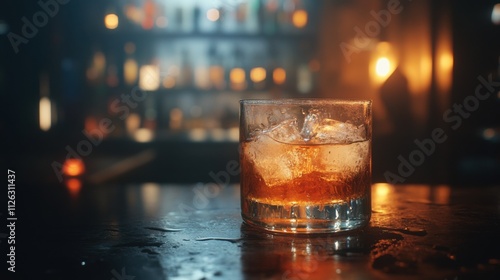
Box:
(273, 68, 286, 85)
(207, 8, 220, 22)
(250, 67, 266, 83)
(134, 128, 154, 142)
(141, 183, 160, 216)
(66, 178, 82, 198)
(39, 97, 51, 131)
(104, 13, 119, 30)
(124, 58, 138, 85)
(63, 159, 85, 177)
(492, 4, 500, 24)
(139, 65, 160, 91)
(292, 9, 308, 28)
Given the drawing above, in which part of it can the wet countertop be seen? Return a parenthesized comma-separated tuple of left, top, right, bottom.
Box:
(13, 183, 500, 279)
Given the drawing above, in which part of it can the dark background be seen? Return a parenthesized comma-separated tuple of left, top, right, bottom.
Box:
(1, 0, 499, 186)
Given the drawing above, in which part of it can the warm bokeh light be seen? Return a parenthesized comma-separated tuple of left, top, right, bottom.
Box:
(437, 50, 454, 94)
(104, 13, 119, 30)
(230, 68, 246, 90)
(492, 4, 500, 24)
(39, 97, 51, 131)
(207, 8, 220, 22)
(63, 159, 85, 177)
(210, 128, 226, 142)
(139, 65, 160, 91)
(66, 178, 82, 198)
(273, 68, 286, 85)
(126, 113, 141, 134)
(195, 67, 211, 89)
(229, 68, 245, 84)
(375, 57, 391, 77)
(124, 58, 138, 85)
(169, 108, 183, 130)
(250, 67, 266, 83)
(370, 42, 397, 86)
(189, 128, 208, 142)
(228, 127, 239, 142)
(134, 128, 154, 143)
(125, 5, 142, 25)
(292, 9, 308, 28)
(209, 65, 225, 89)
(439, 52, 453, 71)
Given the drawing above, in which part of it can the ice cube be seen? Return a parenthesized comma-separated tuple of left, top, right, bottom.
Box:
(245, 134, 297, 187)
(266, 118, 303, 144)
(314, 119, 367, 144)
(300, 110, 321, 142)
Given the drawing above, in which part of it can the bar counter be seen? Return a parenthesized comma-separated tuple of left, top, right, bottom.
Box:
(15, 183, 500, 279)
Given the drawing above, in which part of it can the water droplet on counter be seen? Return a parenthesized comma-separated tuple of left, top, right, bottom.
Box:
(144, 226, 183, 232)
(195, 237, 242, 243)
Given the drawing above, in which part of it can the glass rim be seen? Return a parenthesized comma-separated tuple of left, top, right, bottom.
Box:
(240, 98, 372, 105)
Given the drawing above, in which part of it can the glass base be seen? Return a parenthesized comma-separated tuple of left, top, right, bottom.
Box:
(242, 196, 370, 234)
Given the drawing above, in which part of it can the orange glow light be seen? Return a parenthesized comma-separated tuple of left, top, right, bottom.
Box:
(250, 67, 267, 83)
(273, 68, 286, 85)
(230, 68, 246, 84)
(66, 178, 82, 197)
(63, 159, 85, 177)
(375, 57, 391, 77)
(104, 14, 119, 30)
(292, 10, 308, 28)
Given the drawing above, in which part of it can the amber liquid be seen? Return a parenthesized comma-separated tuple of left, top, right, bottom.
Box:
(240, 136, 371, 233)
